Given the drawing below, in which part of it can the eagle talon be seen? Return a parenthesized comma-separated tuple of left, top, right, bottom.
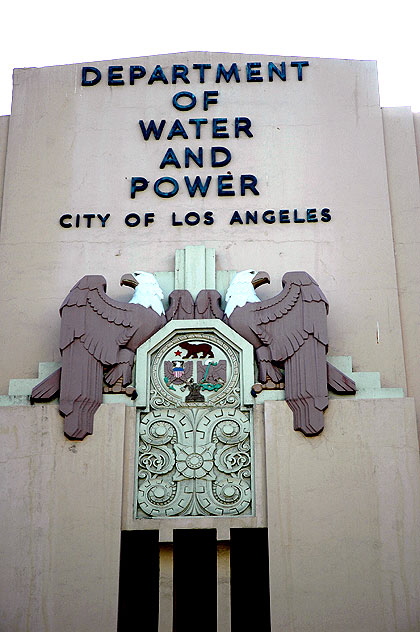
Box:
(251, 383, 263, 396)
(251, 380, 285, 396)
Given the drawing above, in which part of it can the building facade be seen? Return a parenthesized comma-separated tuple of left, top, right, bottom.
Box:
(1, 52, 420, 631)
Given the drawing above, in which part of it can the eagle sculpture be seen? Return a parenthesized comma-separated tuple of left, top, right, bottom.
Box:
(31, 272, 166, 440)
(224, 269, 356, 436)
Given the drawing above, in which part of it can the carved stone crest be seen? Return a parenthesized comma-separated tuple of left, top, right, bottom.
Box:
(135, 321, 255, 519)
(150, 331, 238, 409)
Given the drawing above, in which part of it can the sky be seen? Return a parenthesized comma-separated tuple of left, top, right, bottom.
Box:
(1, 0, 419, 116)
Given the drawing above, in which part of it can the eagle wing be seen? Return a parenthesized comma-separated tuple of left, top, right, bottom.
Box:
(59, 275, 140, 364)
(194, 290, 224, 320)
(203, 360, 227, 383)
(57, 275, 158, 440)
(164, 361, 174, 381)
(165, 290, 195, 320)
(248, 272, 329, 436)
(249, 272, 328, 357)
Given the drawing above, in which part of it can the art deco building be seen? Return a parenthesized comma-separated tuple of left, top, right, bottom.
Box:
(1, 52, 420, 631)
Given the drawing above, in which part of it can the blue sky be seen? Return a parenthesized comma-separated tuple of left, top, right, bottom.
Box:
(1, 0, 419, 116)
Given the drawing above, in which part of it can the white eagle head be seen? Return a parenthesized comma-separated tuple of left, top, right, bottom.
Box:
(224, 269, 270, 317)
(120, 271, 165, 315)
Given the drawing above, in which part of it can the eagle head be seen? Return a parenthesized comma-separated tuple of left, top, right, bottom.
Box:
(224, 269, 270, 317)
(120, 271, 165, 315)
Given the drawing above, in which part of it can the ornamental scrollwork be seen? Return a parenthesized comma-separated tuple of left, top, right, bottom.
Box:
(137, 407, 252, 517)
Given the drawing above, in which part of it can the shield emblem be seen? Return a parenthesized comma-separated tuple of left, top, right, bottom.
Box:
(172, 360, 185, 379)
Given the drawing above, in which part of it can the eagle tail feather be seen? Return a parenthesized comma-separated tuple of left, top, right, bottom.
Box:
(327, 362, 356, 393)
(284, 339, 328, 436)
(30, 368, 61, 403)
(60, 341, 104, 439)
(287, 396, 325, 436)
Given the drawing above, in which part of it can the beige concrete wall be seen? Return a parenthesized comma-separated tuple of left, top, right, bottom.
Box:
(265, 398, 420, 632)
(382, 107, 420, 433)
(0, 403, 126, 632)
(413, 113, 420, 177)
(0, 54, 407, 397)
(0, 114, 9, 226)
(2, 384, 420, 632)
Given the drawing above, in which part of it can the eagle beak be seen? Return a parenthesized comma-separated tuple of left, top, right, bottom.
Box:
(252, 271, 270, 288)
(120, 273, 138, 289)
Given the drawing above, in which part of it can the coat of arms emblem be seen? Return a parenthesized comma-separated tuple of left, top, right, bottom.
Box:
(163, 341, 227, 403)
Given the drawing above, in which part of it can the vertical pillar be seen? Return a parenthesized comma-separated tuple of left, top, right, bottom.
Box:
(158, 543, 173, 632)
(382, 107, 420, 432)
(217, 542, 231, 632)
(174, 245, 216, 298)
(264, 400, 293, 632)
